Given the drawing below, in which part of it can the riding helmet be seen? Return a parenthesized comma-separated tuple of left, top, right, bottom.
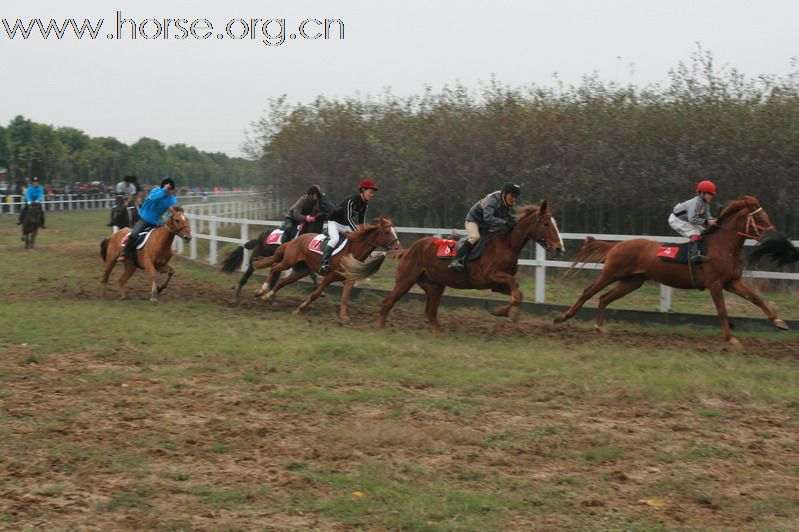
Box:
(696, 180, 717, 194)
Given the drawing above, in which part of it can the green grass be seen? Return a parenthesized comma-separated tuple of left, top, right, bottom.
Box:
(2, 210, 799, 530)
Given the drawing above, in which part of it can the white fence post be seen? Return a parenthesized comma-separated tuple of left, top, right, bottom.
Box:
(190, 218, 198, 260)
(209, 219, 218, 265)
(240, 223, 250, 272)
(535, 243, 547, 303)
(660, 284, 672, 313)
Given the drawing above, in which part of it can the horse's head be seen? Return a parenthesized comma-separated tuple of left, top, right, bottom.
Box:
(516, 201, 564, 255)
(375, 217, 401, 250)
(166, 206, 192, 243)
(715, 196, 775, 241)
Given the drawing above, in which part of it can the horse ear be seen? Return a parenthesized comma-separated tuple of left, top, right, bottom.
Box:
(540, 200, 548, 213)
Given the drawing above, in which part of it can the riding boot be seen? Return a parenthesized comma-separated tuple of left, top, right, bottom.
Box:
(688, 237, 710, 263)
(318, 243, 334, 274)
(449, 241, 474, 271)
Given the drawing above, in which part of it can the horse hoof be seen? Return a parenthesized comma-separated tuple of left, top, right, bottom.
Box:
(774, 318, 790, 331)
(594, 324, 607, 334)
(260, 291, 274, 302)
(489, 305, 510, 317)
(553, 314, 567, 324)
(509, 307, 520, 323)
(340, 315, 350, 323)
(726, 337, 743, 348)
(292, 308, 302, 316)
(150, 297, 159, 303)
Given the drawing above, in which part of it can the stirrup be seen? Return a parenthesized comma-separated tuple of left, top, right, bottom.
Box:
(689, 255, 710, 263)
(449, 259, 464, 271)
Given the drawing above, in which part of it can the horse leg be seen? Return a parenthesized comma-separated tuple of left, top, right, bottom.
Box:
(379, 276, 418, 329)
(260, 263, 298, 301)
(235, 265, 255, 301)
(117, 262, 137, 300)
(707, 282, 738, 344)
(724, 278, 789, 331)
(554, 272, 618, 324)
(486, 273, 523, 322)
(294, 275, 335, 315)
(101, 251, 118, 297)
(594, 275, 646, 333)
(157, 265, 175, 294)
(417, 278, 446, 332)
(338, 281, 355, 322)
(144, 264, 160, 302)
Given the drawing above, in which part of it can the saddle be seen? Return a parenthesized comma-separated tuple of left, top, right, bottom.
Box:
(434, 233, 487, 262)
(121, 227, 155, 251)
(656, 239, 708, 264)
(307, 234, 348, 256)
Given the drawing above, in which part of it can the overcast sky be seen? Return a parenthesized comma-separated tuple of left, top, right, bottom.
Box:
(2, 0, 797, 157)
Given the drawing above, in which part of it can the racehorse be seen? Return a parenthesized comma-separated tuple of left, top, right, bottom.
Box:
(554, 196, 787, 344)
(252, 217, 400, 321)
(109, 195, 140, 233)
(220, 214, 327, 300)
(100, 206, 192, 302)
(21, 203, 43, 249)
(342, 202, 563, 332)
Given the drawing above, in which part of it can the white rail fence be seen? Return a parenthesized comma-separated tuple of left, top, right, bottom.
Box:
(179, 199, 799, 313)
(0, 191, 260, 214)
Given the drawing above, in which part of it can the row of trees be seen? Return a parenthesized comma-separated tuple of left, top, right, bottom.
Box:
(0, 116, 257, 189)
(248, 50, 799, 235)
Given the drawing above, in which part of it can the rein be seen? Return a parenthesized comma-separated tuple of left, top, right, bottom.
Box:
(719, 207, 774, 241)
(513, 210, 551, 249)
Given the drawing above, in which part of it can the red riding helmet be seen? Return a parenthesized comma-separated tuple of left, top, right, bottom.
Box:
(696, 180, 717, 195)
(358, 178, 379, 191)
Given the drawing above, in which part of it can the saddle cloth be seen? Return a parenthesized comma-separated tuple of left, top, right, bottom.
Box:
(307, 234, 348, 256)
(656, 239, 707, 264)
(434, 236, 486, 261)
(265, 229, 283, 245)
(120, 228, 155, 250)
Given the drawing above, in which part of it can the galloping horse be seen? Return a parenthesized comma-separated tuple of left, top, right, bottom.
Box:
(342, 202, 563, 332)
(100, 206, 192, 301)
(554, 196, 787, 344)
(220, 214, 327, 301)
(253, 217, 400, 321)
(109, 195, 140, 233)
(21, 203, 43, 249)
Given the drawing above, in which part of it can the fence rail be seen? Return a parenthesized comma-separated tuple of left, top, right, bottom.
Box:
(0, 191, 260, 215)
(178, 199, 799, 313)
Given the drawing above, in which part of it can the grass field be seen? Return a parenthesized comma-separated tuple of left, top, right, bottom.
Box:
(2, 211, 799, 530)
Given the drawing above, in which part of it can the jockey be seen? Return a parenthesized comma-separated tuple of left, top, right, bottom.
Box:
(118, 178, 177, 263)
(17, 176, 46, 228)
(116, 175, 138, 206)
(280, 184, 329, 244)
(449, 183, 521, 271)
(319, 178, 378, 274)
(668, 180, 717, 263)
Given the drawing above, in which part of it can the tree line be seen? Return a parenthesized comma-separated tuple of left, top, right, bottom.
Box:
(0, 116, 257, 189)
(247, 50, 799, 236)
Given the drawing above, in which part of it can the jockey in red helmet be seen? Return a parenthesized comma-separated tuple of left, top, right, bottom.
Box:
(668, 180, 717, 263)
(319, 179, 379, 274)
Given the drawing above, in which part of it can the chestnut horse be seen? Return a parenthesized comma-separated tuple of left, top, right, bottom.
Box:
(554, 196, 787, 344)
(252, 217, 400, 320)
(342, 202, 563, 332)
(100, 206, 192, 301)
(220, 214, 326, 301)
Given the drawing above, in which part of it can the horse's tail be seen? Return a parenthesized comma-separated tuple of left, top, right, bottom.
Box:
(748, 233, 799, 267)
(100, 238, 110, 261)
(339, 254, 387, 281)
(221, 245, 246, 272)
(252, 244, 285, 270)
(243, 238, 258, 250)
(385, 248, 407, 260)
(563, 236, 618, 277)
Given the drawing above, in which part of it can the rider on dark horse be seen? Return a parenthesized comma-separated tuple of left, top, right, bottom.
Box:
(668, 180, 718, 263)
(17, 176, 46, 228)
(280, 184, 330, 244)
(319, 179, 378, 274)
(118, 178, 177, 263)
(449, 183, 521, 271)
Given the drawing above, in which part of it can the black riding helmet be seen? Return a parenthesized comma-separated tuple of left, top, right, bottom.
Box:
(501, 183, 521, 197)
(161, 177, 176, 189)
(307, 185, 321, 197)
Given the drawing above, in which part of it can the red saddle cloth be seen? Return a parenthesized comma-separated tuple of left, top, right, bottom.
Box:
(656, 245, 680, 260)
(265, 229, 282, 246)
(308, 235, 326, 254)
(433, 238, 458, 258)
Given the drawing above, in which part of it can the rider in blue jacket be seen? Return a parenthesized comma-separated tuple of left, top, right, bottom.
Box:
(119, 178, 177, 262)
(17, 176, 46, 228)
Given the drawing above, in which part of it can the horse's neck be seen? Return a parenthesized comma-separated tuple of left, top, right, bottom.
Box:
(710, 211, 748, 252)
(153, 227, 176, 252)
(347, 229, 377, 259)
(506, 214, 535, 254)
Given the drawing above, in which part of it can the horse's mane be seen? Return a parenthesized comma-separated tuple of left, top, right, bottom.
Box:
(704, 196, 759, 235)
(512, 204, 541, 223)
(346, 218, 390, 242)
(172, 206, 184, 213)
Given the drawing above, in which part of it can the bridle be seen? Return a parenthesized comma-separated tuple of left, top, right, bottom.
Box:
(166, 214, 192, 241)
(513, 210, 554, 249)
(736, 207, 774, 241)
(370, 222, 400, 250)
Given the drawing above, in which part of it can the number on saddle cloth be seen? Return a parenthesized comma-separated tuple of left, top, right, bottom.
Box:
(656, 239, 707, 264)
(434, 234, 486, 261)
